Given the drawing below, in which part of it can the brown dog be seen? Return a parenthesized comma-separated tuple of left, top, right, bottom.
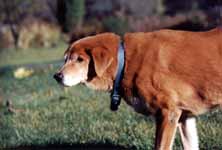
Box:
(54, 28, 222, 150)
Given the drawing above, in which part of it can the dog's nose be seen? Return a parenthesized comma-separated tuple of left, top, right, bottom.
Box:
(53, 73, 63, 82)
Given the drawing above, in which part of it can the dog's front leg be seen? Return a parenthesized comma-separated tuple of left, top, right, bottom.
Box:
(178, 117, 199, 150)
(155, 109, 182, 150)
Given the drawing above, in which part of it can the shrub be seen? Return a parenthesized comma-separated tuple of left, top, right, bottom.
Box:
(0, 24, 14, 49)
(18, 17, 61, 49)
(69, 18, 104, 43)
(65, 0, 85, 32)
(102, 16, 129, 35)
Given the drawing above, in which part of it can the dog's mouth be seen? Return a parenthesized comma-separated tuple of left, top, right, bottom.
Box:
(54, 73, 85, 87)
(53, 73, 67, 87)
(58, 81, 71, 87)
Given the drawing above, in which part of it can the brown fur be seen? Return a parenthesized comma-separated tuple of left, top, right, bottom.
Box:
(56, 28, 222, 150)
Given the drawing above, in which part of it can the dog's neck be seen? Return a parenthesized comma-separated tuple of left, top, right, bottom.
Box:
(85, 76, 114, 91)
(85, 44, 124, 92)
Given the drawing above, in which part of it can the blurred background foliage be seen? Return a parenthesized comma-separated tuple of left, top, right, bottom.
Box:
(0, 0, 221, 50)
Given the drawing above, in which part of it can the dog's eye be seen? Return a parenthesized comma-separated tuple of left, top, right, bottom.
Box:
(77, 56, 84, 62)
(64, 54, 68, 63)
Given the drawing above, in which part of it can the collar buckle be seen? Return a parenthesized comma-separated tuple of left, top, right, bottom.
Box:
(110, 94, 121, 111)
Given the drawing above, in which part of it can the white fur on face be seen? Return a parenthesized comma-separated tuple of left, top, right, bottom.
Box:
(62, 68, 88, 87)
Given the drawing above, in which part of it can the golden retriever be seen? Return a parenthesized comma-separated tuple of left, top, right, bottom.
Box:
(54, 28, 222, 150)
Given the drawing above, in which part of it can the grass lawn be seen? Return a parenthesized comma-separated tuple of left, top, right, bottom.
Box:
(0, 45, 222, 150)
(0, 42, 67, 67)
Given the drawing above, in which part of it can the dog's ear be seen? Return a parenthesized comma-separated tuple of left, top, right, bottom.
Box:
(84, 33, 119, 78)
(90, 47, 113, 77)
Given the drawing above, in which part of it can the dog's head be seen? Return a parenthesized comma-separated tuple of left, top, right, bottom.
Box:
(54, 33, 120, 89)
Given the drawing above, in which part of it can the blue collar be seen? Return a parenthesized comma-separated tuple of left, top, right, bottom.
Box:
(110, 42, 125, 111)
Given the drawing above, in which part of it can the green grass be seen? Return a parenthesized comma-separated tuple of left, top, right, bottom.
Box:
(0, 42, 67, 67)
(0, 46, 222, 150)
(0, 66, 155, 149)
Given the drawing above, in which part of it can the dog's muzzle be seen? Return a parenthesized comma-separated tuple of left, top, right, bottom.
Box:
(53, 73, 63, 83)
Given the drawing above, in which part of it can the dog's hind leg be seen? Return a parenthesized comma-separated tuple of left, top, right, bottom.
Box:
(178, 117, 199, 150)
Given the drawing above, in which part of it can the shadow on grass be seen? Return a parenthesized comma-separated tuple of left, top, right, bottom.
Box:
(7, 143, 136, 150)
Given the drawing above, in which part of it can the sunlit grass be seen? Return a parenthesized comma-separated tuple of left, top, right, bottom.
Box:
(0, 66, 155, 149)
(0, 42, 67, 67)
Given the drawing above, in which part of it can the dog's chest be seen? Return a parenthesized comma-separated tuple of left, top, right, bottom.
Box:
(121, 81, 154, 115)
(130, 97, 144, 108)
(124, 96, 152, 115)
